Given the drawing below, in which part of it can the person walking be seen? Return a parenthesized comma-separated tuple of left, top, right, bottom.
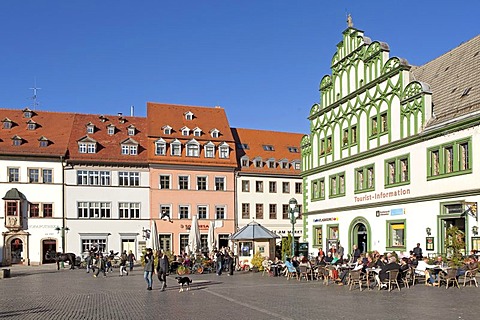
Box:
(93, 253, 106, 278)
(127, 250, 136, 272)
(144, 248, 154, 290)
(156, 250, 170, 291)
(215, 250, 224, 276)
(119, 250, 129, 276)
(85, 252, 93, 273)
(337, 243, 344, 260)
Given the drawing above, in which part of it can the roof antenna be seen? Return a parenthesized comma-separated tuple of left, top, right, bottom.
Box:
(29, 78, 41, 110)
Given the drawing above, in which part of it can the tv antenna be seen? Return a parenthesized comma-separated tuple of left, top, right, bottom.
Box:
(29, 79, 41, 110)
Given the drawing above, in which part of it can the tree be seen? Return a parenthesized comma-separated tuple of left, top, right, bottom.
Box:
(281, 233, 292, 260)
(444, 225, 465, 266)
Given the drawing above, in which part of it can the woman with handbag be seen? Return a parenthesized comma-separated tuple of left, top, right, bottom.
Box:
(157, 250, 170, 292)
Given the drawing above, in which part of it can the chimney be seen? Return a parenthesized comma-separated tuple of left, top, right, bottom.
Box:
(130, 105, 134, 117)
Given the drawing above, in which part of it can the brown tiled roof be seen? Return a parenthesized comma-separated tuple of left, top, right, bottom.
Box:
(67, 113, 148, 164)
(0, 108, 74, 157)
(411, 34, 480, 127)
(146, 102, 237, 167)
(232, 128, 304, 175)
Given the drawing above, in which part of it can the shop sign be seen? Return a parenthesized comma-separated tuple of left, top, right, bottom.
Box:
(181, 224, 210, 230)
(376, 210, 389, 217)
(390, 208, 405, 216)
(313, 217, 338, 223)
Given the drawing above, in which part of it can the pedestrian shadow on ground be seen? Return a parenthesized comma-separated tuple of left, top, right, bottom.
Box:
(157, 280, 223, 292)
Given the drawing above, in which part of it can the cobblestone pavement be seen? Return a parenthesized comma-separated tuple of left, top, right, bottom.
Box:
(1, 264, 480, 320)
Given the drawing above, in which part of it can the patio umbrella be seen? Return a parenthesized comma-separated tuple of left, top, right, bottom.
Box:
(151, 221, 160, 253)
(188, 215, 201, 254)
(207, 220, 216, 252)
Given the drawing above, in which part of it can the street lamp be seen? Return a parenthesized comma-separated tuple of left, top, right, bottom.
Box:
(55, 226, 70, 253)
(289, 198, 300, 257)
(142, 227, 151, 240)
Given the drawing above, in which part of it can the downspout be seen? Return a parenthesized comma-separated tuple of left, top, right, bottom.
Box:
(61, 156, 66, 253)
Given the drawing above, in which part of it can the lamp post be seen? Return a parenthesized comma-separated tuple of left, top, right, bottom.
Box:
(55, 226, 70, 253)
(289, 198, 300, 257)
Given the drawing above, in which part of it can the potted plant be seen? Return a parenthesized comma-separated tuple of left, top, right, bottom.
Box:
(250, 252, 264, 272)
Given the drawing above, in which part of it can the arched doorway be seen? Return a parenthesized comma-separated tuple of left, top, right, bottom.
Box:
(348, 217, 372, 255)
(42, 239, 57, 264)
(11, 238, 23, 264)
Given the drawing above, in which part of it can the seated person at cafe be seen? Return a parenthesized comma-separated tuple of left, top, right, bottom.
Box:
(299, 256, 311, 268)
(292, 256, 300, 273)
(377, 256, 400, 287)
(336, 258, 364, 285)
(415, 257, 437, 285)
(316, 255, 326, 267)
(324, 252, 334, 264)
(284, 258, 297, 274)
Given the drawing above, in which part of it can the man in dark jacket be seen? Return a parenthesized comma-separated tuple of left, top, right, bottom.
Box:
(157, 250, 170, 291)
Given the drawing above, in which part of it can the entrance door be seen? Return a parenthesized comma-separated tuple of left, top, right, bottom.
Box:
(121, 239, 135, 254)
(441, 217, 466, 255)
(42, 239, 57, 264)
(11, 238, 23, 264)
(353, 223, 368, 253)
(218, 234, 229, 250)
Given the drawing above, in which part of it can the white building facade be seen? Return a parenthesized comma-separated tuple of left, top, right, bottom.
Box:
(301, 27, 480, 258)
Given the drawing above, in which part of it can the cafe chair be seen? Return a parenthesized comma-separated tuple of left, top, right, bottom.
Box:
(299, 265, 310, 281)
(402, 268, 414, 289)
(462, 268, 478, 287)
(348, 270, 363, 291)
(412, 269, 427, 286)
(439, 268, 460, 289)
(379, 269, 401, 292)
(262, 260, 272, 276)
(286, 266, 299, 280)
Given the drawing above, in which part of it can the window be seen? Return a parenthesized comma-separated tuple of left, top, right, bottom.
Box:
(387, 220, 406, 250)
(42, 203, 53, 217)
(311, 178, 325, 200)
(107, 126, 115, 135)
(81, 239, 107, 253)
(211, 130, 219, 138)
(119, 202, 140, 219)
(77, 170, 110, 186)
(281, 161, 289, 169)
(77, 202, 111, 218)
(159, 175, 170, 189)
(384, 154, 409, 187)
(282, 204, 289, 219)
(288, 147, 299, 153)
(326, 136, 332, 154)
(179, 234, 189, 252)
(8, 167, 19, 182)
(186, 143, 199, 157)
(164, 127, 172, 135)
(160, 205, 171, 219)
(242, 203, 250, 219)
(294, 162, 301, 170)
(329, 172, 345, 198)
(42, 169, 53, 183)
(268, 160, 275, 168)
(241, 180, 250, 192)
(355, 164, 375, 193)
(12, 137, 22, 146)
(185, 112, 193, 120)
(3, 120, 12, 129)
(182, 128, 189, 136)
(237, 143, 249, 150)
(295, 182, 302, 194)
(269, 204, 276, 219)
(28, 168, 39, 183)
(171, 142, 181, 156)
(155, 140, 166, 155)
(121, 144, 137, 155)
(121, 145, 129, 155)
(118, 171, 140, 186)
(282, 182, 290, 193)
(179, 176, 189, 190)
(215, 206, 225, 219)
(179, 205, 189, 219)
(197, 176, 207, 190)
(314, 226, 323, 247)
(87, 143, 96, 153)
(198, 205, 208, 219)
(30, 203, 40, 217)
(371, 111, 388, 136)
(219, 145, 229, 158)
(194, 129, 201, 137)
(79, 143, 87, 153)
(215, 177, 225, 191)
(256, 181, 263, 192)
(256, 204, 263, 219)
(262, 145, 274, 151)
(269, 181, 276, 193)
(159, 235, 171, 252)
(205, 144, 215, 158)
(427, 138, 472, 179)
(27, 122, 36, 130)
(255, 159, 262, 167)
(127, 127, 135, 136)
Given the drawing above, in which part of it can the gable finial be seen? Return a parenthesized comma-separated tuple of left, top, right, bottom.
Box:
(347, 13, 353, 28)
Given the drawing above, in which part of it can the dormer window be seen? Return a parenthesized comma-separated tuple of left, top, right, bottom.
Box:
(127, 125, 136, 136)
(171, 139, 181, 156)
(86, 122, 95, 134)
(267, 159, 276, 168)
(12, 135, 23, 146)
(186, 139, 200, 157)
(204, 142, 215, 158)
(181, 126, 190, 136)
(120, 138, 139, 156)
(119, 115, 126, 124)
(163, 125, 172, 135)
(241, 156, 249, 167)
(262, 145, 274, 151)
(23, 108, 33, 118)
(27, 120, 37, 130)
(38, 136, 49, 147)
(237, 143, 249, 150)
(254, 158, 263, 168)
(2, 118, 13, 129)
(99, 115, 108, 122)
(78, 136, 97, 153)
(218, 142, 229, 159)
(155, 138, 166, 156)
(288, 147, 299, 153)
(280, 160, 289, 169)
(107, 125, 116, 135)
(184, 111, 194, 120)
(210, 129, 220, 138)
(193, 127, 202, 137)
(293, 161, 301, 170)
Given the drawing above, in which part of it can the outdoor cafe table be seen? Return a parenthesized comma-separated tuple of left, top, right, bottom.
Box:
(365, 267, 381, 289)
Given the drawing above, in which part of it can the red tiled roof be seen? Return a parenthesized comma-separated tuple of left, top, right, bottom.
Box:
(232, 128, 304, 175)
(146, 102, 237, 167)
(0, 108, 74, 157)
(67, 113, 148, 164)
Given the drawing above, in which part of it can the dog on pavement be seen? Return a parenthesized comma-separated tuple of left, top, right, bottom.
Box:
(175, 276, 192, 292)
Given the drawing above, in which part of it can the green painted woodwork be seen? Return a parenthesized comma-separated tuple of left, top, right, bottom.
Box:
(347, 216, 372, 254)
(385, 219, 407, 252)
(426, 137, 472, 180)
(354, 163, 375, 194)
(384, 153, 410, 188)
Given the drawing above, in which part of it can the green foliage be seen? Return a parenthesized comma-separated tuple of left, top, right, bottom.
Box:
(444, 226, 465, 267)
(281, 233, 292, 260)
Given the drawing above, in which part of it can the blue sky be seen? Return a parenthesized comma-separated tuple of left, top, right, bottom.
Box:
(0, 1, 478, 134)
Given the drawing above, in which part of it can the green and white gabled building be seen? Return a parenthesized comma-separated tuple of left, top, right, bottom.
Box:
(301, 26, 480, 258)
